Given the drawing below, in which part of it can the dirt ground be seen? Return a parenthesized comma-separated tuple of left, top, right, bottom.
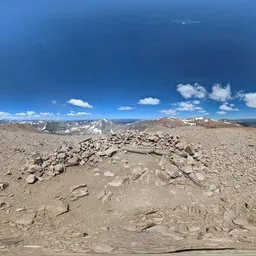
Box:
(0, 125, 256, 255)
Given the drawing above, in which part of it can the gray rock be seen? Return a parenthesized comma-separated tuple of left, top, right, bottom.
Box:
(57, 152, 66, 159)
(45, 200, 69, 217)
(185, 145, 195, 155)
(15, 212, 36, 226)
(0, 182, 9, 191)
(195, 172, 206, 181)
(186, 155, 195, 165)
(27, 164, 42, 174)
(175, 142, 185, 150)
(108, 176, 129, 187)
(53, 163, 65, 173)
(131, 167, 146, 181)
(67, 156, 79, 167)
(164, 163, 180, 179)
(104, 171, 115, 177)
(26, 175, 37, 184)
(156, 169, 171, 183)
(70, 184, 89, 199)
(146, 225, 171, 236)
(103, 147, 118, 157)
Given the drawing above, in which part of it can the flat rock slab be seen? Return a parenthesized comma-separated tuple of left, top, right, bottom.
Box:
(70, 184, 89, 199)
(43, 200, 69, 217)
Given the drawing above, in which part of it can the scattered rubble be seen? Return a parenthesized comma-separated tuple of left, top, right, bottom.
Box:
(21, 131, 208, 188)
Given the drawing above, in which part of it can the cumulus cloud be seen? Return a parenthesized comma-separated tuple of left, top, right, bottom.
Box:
(67, 111, 92, 116)
(219, 102, 238, 111)
(176, 101, 203, 112)
(209, 84, 232, 102)
(217, 111, 226, 115)
(67, 99, 93, 108)
(118, 106, 134, 111)
(242, 92, 256, 108)
(138, 97, 160, 105)
(176, 83, 207, 99)
(160, 109, 176, 116)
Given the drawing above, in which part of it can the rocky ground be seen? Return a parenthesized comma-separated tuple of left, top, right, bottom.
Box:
(0, 125, 256, 255)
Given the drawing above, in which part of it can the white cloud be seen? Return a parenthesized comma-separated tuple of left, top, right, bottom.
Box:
(16, 111, 36, 116)
(176, 101, 203, 112)
(217, 111, 226, 115)
(160, 109, 176, 116)
(209, 83, 232, 102)
(138, 97, 160, 105)
(198, 109, 209, 116)
(67, 99, 93, 108)
(243, 92, 256, 108)
(118, 106, 134, 111)
(176, 83, 207, 99)
(193, 100, 200, 105)
(0, 112, 10, 119)
(40, 112, 54, 116)
(52, 100, 57, 104)
(67, 111, 92, 116)
(219, 102, 238, 111)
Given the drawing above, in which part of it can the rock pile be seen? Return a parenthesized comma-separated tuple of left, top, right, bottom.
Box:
(21, 131, 209, 185)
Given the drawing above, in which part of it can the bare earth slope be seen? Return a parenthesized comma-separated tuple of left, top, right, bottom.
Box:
(0, 125, 256, 255)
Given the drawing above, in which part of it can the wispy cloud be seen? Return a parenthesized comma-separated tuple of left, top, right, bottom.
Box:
(160, 109, 176, 116)
(67, 99, 93, 108)
(67, 111, 92, 116)
(209, 83, 232, 102)
(177, 83, 207, 99)
(217, 111, 226, 115)
(118, 106, 134, 111)
(219, 102, 238, 111)
(52, 100, 57, 104)
(16, 111, 36, 116)
(138, 97, 160, 105)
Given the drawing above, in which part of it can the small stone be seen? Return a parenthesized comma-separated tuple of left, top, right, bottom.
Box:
(45, 200, 69, 217)
(70, 184, 89, 199)
(104, 171, 115, 177)
(164, 163, 180, 179)
(186, 155, 195, 165)
(185, 145, 195, 155)
(15, 208, 26, 212)
(103, 147, 118, 157)
(195, 172, 206, 181)
(146, 225, 171, 236)
(98, 190, 113, 202)
(57, 153, 66, 159)
(131, 167, 146, 181)
(175, 142, 185, 150)
(108, 176, 129, 187)
(15, 212, 35, 226)
(53, 163, 65, 173)
(27, 164, 42, 174)
(67, 156, 79, 167)
(156, 169, 171, 183)
(26, 175, 37, 184)
(0, 182, 9, 191)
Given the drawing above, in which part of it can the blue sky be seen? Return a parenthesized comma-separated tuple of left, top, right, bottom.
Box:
(0, 0, 255, 120)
